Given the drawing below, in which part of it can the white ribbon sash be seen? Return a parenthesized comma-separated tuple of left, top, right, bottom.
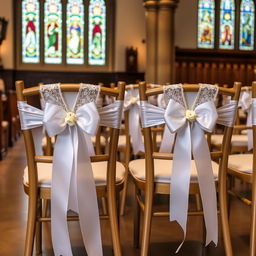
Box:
(18, 100, 123, 256)
(239, 90, 253, 150)
(124, 86, 144, 154)
(252, 98, 256, 126)
(140, 99, 238, 251)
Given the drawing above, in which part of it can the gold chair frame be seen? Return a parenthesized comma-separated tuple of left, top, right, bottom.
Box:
(131, 81, 241, 256)
(16, 81, 125, 256)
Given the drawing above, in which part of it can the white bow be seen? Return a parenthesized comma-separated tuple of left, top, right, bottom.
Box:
(140, 98, 238, 252)
(44, 102, 103, 256)
(18, 100, 103, 256)
(239, 90, 253, 150)
(124, 86, 144, 154)
(164, 99, 218, 251)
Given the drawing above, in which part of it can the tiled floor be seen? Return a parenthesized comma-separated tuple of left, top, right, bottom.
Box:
(0, 137, 252, 255)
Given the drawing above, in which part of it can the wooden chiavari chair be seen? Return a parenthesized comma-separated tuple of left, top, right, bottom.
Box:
(0, 90, 9, 159)
(7, 90, 20, 146)
(227, 81, 256, 256)
(16, 81, 125, 256)
(211, 86, 252, 154)
(129, 82, 241, 256)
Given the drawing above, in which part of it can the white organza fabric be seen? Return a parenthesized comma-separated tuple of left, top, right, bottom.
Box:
(253, 98, 256, 126)
(239, 89, 253, 150)
(124, 84, 144, 154)
(18, 83, 124, 256)
(139, 84, 238, 252)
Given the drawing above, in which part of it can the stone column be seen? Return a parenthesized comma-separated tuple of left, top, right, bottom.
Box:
(144, 0, 158, 84)
(157, 0, 178, 84)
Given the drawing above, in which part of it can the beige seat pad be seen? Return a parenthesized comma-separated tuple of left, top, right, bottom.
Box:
(24, 161, 125, 188)
(211, 134, 248, 147)
(129, 159, 219, 183)
(228, 154, 253, 173)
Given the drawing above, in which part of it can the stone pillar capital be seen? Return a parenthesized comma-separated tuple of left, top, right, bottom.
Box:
(158, 0, 179, 9)
(143, 0, 158, 10)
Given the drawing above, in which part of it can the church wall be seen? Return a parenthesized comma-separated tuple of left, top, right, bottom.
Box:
(115, 0, 146, 73)
(175, 0, 197, 49)
(0, 0, 14, 69)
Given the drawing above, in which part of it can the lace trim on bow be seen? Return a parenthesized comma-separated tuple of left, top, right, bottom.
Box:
(74, 83, 100, 112)
(40, 83, 100, 112)
(164, 84, 185, 108)
(163, 83, 218, 109)
(40, 83, 66, 110)
(193, 84, 218, 109)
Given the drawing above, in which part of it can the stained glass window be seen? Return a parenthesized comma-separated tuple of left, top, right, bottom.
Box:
(88, 0, 106, 65)
(197, 0, 215, 49)
(22, 0, 40, 63)
(239, 0, 255, 50)
(44, 0, 62, 64)
(66, 0, 84, 64)
(219, 0, 235, 49)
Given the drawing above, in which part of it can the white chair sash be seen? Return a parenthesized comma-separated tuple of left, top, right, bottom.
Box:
(140, 98, 238, 252)
(18, 98, 123, 256)
(239, 90, 253, 150)
(124, 85, 144, 154)
(252, 98, 256, 126)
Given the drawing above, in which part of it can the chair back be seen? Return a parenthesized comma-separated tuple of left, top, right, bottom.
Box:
(138, 81, 241, 249)
(16, 81, 125, 193)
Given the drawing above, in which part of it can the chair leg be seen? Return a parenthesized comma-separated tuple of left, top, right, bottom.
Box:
(133, 186, 141, 248)
(219, 165, 233, 256)
(36, 199, 42, 255)
(42, 199, 49, 218)
(195, 193, 202, 211)
(101, 197, 108, 215)
(250, 173, 256, 256)
(108, 187, 122, 256)
(140, 185, 153, 256)
(24, 194, 37, 256)
(120, 167, 129, 216)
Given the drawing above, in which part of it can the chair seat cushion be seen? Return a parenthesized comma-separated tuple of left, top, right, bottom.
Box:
(24, 161, 125, 188)
(129, 159, 219, 183)
(117, 135, 126, 147)
(211, 134, 248, 147)
(42, 136, 56, 147)
(228, 154, 252, 173)
(1, 120, 9, 129)
(91, 135, 106, 145)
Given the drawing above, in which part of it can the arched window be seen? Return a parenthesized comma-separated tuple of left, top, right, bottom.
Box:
(219, 0, 235, 49)
(66, 0, 84, 64)
(88, 0, 106, 65)
(22, 0, 40, 63)
(17, 0, 114, 71)
(44, 0, 62, 64)
(239, 0, 255, 50)
(197, 0, 215, 49)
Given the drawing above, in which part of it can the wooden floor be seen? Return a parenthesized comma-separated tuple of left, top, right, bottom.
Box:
(0, 137, 252, 255)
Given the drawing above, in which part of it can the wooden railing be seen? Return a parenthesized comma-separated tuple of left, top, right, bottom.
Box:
(175, 48, 256, 86)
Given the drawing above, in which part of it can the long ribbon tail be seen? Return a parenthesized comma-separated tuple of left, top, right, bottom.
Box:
(191, 123, 218, 246)
(170, 123, 191, 253)
(75, 127, 103, 256)
(129, 105, 144, 154)
(32, 127, 44, 155)
(51, 127, 73, 255)
(247, 107, 253, 151)
(159, 124, 175, 153)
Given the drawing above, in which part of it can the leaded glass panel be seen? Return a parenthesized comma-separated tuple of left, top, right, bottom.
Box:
(219, 0, 235, 49)
(197, 0, 215, 49)
(44, 0, 62, 64)
(22, 0, 40, 63)
(88, 0, 106, 65)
